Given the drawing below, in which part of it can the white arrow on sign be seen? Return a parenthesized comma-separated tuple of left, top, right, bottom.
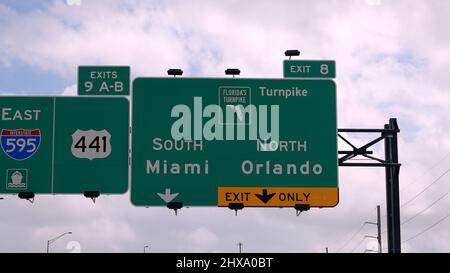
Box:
(157, 188, 179, 203)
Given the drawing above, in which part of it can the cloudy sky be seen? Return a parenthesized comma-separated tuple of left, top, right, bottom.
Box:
(0, 0, 449, 253)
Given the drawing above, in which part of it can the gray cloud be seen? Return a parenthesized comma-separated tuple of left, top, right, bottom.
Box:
(0, 0, 449, 253)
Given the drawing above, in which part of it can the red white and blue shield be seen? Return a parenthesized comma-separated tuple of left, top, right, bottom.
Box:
(0, 129, 41, 161)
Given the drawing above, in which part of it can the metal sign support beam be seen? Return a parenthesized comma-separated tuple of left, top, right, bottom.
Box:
(338, 118, 401, 253)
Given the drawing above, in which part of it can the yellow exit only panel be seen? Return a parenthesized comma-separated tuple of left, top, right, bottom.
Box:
(217, 187, 339, 207)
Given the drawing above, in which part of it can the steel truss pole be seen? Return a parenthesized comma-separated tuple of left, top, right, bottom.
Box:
(338, 118, 401, 253)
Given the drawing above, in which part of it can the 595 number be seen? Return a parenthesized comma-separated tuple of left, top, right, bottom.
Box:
(4, 138, 38, 153)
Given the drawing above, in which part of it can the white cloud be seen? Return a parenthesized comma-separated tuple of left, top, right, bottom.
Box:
(62, 84, 77, 96)
(185, 227, 218, 247)
(0, 1, 189, 79)
(0, 0, 449, 253)
(66, 0, 82, 6)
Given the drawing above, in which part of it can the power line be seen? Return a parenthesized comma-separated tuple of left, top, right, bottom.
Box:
(358, 207, 383, 253)
(401, 189, 450, 226)
(400, 152, 450, 191)
(336, 222, 368, 253)
(350, 236, 367, 253)
(336, 154, 450, 251)
(337, 207, 382, 253)
(381, 168, 450, 220)
(380, 188, 450, 234)
(400, 169, 450, 208)
(402, 214, 450, 244)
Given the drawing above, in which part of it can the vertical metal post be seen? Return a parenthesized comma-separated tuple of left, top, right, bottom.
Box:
(384, 124, 393, 252)
(390, 119, 401, 253)
(376, 205, 382, 253)
(384, 118, 401, 253)
(238, 242, 243, 253)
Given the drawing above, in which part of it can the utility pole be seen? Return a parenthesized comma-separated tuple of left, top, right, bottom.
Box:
(376, 205, 382, 253)
(364, 205, 382, 253)
(237, 242, 243, 254)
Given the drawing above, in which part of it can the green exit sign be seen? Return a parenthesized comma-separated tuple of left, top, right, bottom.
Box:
(78, 66, 130, 96)
(284, 60, 335, 78)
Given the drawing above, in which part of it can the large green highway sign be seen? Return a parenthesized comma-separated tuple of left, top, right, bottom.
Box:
(131, 78, 338, 207)
(0, 97, 129, 194)
(78, 66, 130, 96)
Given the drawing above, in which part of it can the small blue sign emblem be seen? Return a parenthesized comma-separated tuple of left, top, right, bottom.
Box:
(1, 129, 41, 161)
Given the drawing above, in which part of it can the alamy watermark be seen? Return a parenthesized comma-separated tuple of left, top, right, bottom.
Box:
(170, 97, 280, 142)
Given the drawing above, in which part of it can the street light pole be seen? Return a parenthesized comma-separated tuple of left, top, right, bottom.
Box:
(237, 242, 243, 254)
(47, 232, 72, 253)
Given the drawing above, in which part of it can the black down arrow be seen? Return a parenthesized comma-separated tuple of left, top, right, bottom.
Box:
(255, 189, 276, 204)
